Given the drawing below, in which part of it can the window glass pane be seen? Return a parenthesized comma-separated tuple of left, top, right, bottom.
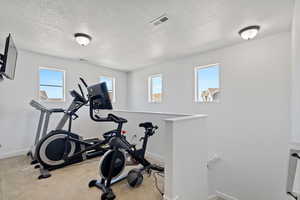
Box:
(100, 77, 113, 91)
(40, 86, 63, 100)
(99, 76, 115, 102)
(39, 68, 64, 100)
(108, 91, 113, 101)
(197, 65, 220, 102)
(40, 69, 63, 86)
(151, 75, 162, 102)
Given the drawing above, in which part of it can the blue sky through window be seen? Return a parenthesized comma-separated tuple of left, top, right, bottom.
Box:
(100, 77, 113, 91)
(197, 65, 219, 94)
(100, 76, 115, 102)
(40, 69, 63, 86)
(39, 68, 64, 99)
(152, 76, 162, 94)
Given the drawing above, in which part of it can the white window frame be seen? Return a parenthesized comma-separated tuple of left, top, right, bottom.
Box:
(39, 67, 66, 102)
(194, 63, 220, 103)
(99, 76, 116, 103)
(148, 74, 163, 103)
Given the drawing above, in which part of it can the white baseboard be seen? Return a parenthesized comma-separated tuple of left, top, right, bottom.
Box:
(146, 151, 164, 163)
(165, 194, 217, 200)
(208, 195, 218, 200)
(163, 195, 178, 200)
(216, 191, 239, 200)
(0, 148, 29, 160)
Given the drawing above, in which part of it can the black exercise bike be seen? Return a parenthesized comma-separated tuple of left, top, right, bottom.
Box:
(86, 82, 164, 200)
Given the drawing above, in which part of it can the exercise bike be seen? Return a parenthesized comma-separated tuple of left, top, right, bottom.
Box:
(86, 82, 164, 200)
(35, 78, 115, 179)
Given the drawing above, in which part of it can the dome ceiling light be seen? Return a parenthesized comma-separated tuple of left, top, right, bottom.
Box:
(239, 25, 260, 40)
(74, 33, 92, 46)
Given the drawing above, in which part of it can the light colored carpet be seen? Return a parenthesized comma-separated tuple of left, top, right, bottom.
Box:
(0, 156, 164, 200)
(0, 156, 224, 200)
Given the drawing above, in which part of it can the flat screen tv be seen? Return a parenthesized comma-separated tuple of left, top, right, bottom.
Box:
(0, 34, 18, 80)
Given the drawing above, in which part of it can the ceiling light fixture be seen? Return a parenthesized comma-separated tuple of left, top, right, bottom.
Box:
(239, 25, 260, 40)
(74, 33, 92, 46)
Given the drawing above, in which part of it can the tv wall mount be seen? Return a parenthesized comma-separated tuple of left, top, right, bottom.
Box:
(0, 54, 4, 81)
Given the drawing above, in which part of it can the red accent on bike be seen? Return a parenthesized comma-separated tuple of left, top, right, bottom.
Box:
(121, 130, 127, 134)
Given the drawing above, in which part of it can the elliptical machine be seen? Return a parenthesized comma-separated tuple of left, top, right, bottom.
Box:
(27, 100, 64, 165)
(87, 82, 164, 200)
(35, 78, 114, 179)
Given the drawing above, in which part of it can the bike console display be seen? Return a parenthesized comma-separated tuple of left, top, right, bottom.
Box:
(88, 82, 113, 110)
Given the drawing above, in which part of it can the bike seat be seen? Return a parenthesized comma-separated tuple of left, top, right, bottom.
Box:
(139, 122, 154, 129)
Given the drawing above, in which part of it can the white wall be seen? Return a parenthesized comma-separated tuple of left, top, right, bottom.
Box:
(0, 50, 128, 159)
(128, 32, 291, 200)
(291, 0, 300, 193)
(164, 115, 208, 200)
(292, 0, 300, 144)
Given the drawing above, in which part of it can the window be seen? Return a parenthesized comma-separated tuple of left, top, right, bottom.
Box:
(148, 74, 162, 103)
(100, 76, 116, 102)
(195, 64, 220, 103)
(39, 68, 65, 101)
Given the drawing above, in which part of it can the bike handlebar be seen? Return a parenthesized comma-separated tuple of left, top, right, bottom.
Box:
(92, 113, 128, 124)
(108, 113, 128, 123)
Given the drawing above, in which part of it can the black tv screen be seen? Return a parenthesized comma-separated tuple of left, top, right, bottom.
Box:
(1, 34, 18, 80)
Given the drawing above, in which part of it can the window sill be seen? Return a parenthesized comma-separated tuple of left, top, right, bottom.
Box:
(40, 99, 66, 103)
(194, 100, 220, 104)
(148, 101, 162, 104)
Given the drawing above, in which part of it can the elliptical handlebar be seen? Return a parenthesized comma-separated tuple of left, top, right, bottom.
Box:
(77, 77, 89, 103)
(77, 84, 87, 102)
(70, 90, 86, 104)
(65, 78, 90, 117)
(68, 77, 90, 106)
(80, 77, 88, 88)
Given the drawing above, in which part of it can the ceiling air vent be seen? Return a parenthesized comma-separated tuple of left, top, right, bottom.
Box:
(150, 14, 169, 26)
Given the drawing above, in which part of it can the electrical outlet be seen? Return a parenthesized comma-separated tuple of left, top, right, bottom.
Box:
(207, 154, 221, 169)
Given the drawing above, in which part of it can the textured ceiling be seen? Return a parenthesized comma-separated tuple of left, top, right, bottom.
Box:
(0, 0, 294, 71)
